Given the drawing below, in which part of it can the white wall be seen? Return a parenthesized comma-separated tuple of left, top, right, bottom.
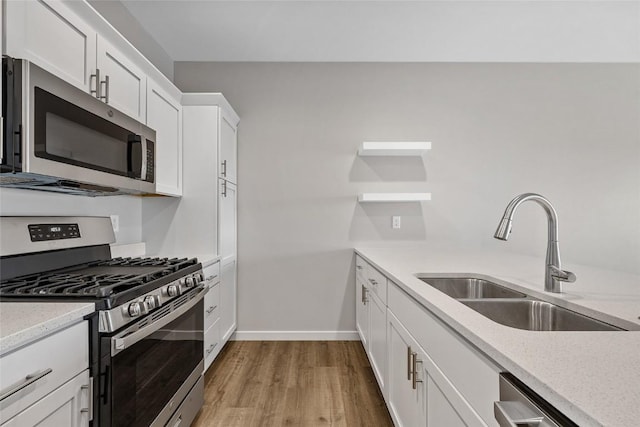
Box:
(0, 189, 142, 244)
(175, 62, 640, 334)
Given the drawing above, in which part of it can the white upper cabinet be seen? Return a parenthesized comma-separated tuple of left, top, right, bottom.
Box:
(147, 80, 182, 196)
(96, 36, 147, 122)
(219, 109, 238, 184)
(5, 0, 184, 196)
(5, 0, 97, 92)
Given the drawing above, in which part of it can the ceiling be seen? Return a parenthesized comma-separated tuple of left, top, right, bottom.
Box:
(121, 0, 640, 63)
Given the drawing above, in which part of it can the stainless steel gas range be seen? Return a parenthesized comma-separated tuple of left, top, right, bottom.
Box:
(0, 216, 205, 427)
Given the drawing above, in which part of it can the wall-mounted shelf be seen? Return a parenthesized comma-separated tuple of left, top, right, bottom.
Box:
(358, 193, 432, 203)
(358, 141, 431, 156)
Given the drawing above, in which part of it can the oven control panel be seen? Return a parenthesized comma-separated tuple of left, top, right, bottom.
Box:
(28, 223, 81, 241)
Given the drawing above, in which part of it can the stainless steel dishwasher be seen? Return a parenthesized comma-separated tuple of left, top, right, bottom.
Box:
(494, 374, 578, 427)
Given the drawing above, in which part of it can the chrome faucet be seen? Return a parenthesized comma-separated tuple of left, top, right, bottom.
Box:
(494, 193, 576, 293)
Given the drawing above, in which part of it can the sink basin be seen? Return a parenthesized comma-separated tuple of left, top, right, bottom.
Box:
(460, 300, 624, 331)
(419, 277, 527, 299)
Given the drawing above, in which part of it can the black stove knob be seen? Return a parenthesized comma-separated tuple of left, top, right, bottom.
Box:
(167, 284, 181, 297)
(128, 302, 143, 317)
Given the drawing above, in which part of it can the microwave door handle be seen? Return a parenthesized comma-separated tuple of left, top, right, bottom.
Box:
(127, 135, 142, 179)
(141, 139, 147, 181)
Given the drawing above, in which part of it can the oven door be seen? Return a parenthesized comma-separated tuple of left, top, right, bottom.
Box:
(100, 288, 204, 427)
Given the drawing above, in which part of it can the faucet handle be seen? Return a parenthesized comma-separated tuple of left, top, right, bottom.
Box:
(550, 266, 576, 283)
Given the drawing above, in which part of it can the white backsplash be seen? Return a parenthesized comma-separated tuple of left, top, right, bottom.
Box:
(0, 188, 143, 245)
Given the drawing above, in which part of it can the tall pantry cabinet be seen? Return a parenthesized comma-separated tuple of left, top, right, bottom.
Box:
(182, 93, 239, 351)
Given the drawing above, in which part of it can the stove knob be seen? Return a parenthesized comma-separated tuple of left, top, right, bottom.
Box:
(128, 302, 143, 317)
(185, 277, 195, 288)
(167, 284, 181, 297)
(144, 296, 158, 310)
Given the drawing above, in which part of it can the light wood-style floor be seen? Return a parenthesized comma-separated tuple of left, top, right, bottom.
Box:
(192, 341, 394, 427)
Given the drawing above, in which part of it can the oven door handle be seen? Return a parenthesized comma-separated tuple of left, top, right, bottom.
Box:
(111, 287, 204, 356)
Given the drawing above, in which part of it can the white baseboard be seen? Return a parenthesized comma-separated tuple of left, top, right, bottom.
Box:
(231, 331, 360, 341)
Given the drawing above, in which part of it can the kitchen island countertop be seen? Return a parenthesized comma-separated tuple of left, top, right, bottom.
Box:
(0, 302, 95, 356)
(355, 246, 640, 427)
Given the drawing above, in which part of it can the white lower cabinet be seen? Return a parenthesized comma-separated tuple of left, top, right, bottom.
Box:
(219, 259, 237, 343)
(0, 322, 90, 427)
(2, 370, 90, 427)
(387, 311, 426, 426)
(355, 254, 500, 427)
(203, 261, 222, 372)
(368, 290, 387, 391)
(355, 277, 370, 348)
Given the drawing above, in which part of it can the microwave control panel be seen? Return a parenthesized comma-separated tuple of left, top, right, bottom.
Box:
(28, 223, 81, 242)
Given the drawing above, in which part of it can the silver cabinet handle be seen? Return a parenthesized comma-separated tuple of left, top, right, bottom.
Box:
(361, 284, 368, 304)
(206, 275, 217, 282)
(206, 343, 218, 355)
(407, 346, 412, 380)
(494, 401, 544, 427)
(90, 69, 101, 98)
(206, 305, 217, 315)
(411, 352, 422, 390)
(356, 265, 363, 270)
(0, 368, 53, 401)
(369, 278, 378, 286)
(221, 179, 227, 197)
(221, 160, 227, 177)
(100, 75, 110, 104)
(173, 416, 183, 427)
(80, 377, 94, 420)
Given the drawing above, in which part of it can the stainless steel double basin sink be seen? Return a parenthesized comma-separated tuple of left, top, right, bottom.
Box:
(418, 276, 623, 332)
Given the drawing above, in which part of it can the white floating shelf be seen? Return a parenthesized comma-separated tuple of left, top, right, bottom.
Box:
(358, 193, 432, 203)
(358, 141, 431, 156)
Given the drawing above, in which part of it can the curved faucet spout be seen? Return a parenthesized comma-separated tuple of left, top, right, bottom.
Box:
(494, 193, 575, 293)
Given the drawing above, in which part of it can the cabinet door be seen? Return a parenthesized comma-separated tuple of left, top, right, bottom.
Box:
(96, 36, 146, 121)
(2, 370, 91, 427)
(218, 179, 237, 264)
(147, 80, 182, 196)
(355, 278, 369, 349)
(387, 311, 426, 427)
(5, 0, 97, 92)
(369, 291, 387, 393)
(219, 109, 237, 184)
(219, 259, 237, 343)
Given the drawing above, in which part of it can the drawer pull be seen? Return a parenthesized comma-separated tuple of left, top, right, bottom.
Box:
(369, 278, 378, 286)
(412, 352, 423, 390)
(206, 343, 218, 355)
(0, 368, 53, 402)
(80, 378, 94, 420)
(206, 275, 217, 282)
(206, 305, 217, 315)
(361, 284, 368, 304)
(356, 265, 363, 270)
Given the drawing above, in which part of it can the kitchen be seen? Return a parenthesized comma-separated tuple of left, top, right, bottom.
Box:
(0, 0, 639, 426)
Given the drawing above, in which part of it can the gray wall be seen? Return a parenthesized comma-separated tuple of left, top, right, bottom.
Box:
(88, 0, 174, 81)
(175, 62, 640, 334)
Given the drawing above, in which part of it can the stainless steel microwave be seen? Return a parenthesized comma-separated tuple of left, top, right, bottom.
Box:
(1, 57, 156, 195)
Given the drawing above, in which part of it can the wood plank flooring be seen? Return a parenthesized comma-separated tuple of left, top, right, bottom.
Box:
(192, 341, 393, 427)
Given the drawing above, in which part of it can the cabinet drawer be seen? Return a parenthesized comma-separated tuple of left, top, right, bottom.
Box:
(366, 265, 388, 304)
(204, 283, 220, 330)
(388, 283, 500, 426)
(355, 255, 367, 280)
(203, 261, 220, 289)
(204, 320, 221, 372)
(0, 322, 89, 424)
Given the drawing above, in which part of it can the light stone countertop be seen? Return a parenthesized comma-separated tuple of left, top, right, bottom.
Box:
(0, 302, 95, 356)
(355, 246, 640, 427)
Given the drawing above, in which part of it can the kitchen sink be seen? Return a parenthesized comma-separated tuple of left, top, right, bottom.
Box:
(460, 300, 624, 331)
(419, 277, 527, 299)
